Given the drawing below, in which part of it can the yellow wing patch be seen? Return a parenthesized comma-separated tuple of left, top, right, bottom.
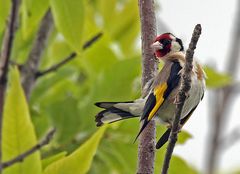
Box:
(147, 83, 168, 121)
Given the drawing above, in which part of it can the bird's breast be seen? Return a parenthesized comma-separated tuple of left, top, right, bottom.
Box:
(154, 74, 205, 125)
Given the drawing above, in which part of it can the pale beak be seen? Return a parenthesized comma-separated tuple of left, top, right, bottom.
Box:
(151, 41, 163, 50)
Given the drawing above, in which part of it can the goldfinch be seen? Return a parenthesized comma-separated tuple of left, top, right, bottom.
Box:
(95, 33, 206, 149)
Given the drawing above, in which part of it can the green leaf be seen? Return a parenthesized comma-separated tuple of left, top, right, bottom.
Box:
(155, 153, 198, 174)
(178, 130, 192, 145)
(90, 120, 139, 174)
(113, 0, 140, 56)
(30, 67, 84, 143)
(92, 57, 141, 100)
(77, 57, 141, 131)
(42, 151, 67, 170)
(97, 0, 140, 56)
(2, 67, 41, 174)
(169, 155, 198, 174)
(50, 0, 84, 53)
(21, 0, 50, 39)
(43, 126, 107, 174)
(0, 0, 10, 33)
(204, 66, 232, 88)
(81, 41, 117, 76)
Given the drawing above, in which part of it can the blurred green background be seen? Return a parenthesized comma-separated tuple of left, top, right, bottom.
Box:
(0, 0, 237, 173)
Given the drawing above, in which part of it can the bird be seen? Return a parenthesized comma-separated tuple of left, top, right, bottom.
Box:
(95, 33, 206, 149)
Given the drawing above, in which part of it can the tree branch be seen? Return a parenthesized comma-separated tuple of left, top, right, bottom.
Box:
(0, 128, 55, 169)
(161, 24, 202, 174)
(206, 2, 240, 173)
(233, 82, 240, 93)
(137, 0, 157, 173)
(36, 32, 103, 78)
(226, 1, 240, 76)
(0, 0, 20, 172)
(219, 126, 240, 150)
(21, 9, 53, 99)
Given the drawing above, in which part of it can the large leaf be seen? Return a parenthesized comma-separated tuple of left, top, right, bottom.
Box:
(2, 67, 41, 174)
(42, 151, 67, 170)
(204, 66, 232, 88)
(43, 126, 107, 174)
(21, 0, 50, 39)
(50, 0, 84, 53)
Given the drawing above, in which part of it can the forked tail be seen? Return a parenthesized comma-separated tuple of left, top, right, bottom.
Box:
(95, 100, 180, 150)
(95, 101, 142, 126)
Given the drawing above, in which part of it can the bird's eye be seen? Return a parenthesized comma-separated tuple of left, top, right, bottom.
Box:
(160, 39, 171, 46)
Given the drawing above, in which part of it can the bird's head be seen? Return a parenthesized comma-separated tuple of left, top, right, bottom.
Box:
(151, 33, 184, 59)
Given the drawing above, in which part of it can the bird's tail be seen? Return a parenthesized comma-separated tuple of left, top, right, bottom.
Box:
(95, 99, 144, 127)
(156, 128, 171, 149)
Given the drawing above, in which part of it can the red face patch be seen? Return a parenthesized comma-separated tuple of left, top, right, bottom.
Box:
(155, 33, 172, 42)
(154, 33, 173, 58)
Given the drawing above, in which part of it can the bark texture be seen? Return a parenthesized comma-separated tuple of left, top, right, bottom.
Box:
(161, 24, 202, 174)
(137, 0, 157, 173)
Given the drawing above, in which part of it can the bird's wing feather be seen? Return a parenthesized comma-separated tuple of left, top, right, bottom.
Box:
(143, 83, 168, 121)
(134, 61, 182, 141)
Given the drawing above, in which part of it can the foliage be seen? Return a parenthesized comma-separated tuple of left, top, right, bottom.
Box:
(3, 67, 41, 174)
(42, 151, 67, 170)
(204, 66, 232, 89)
(50, 0, 84, 52)
(43, 126, 107, 174)
(0, 0, 234, 173)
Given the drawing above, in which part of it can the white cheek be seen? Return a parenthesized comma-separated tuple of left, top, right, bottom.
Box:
(171, 41, 181, 52)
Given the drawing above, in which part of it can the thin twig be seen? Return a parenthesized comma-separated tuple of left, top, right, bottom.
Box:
(82, 32, 103, 50)
(21, 9, 53, 99)
(36, 32, 103, 78)
(137, 0, 157, 173)
(0, 0, 20, 172)
(161, 24, 202, 174)
(0, 128, 56, 169)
